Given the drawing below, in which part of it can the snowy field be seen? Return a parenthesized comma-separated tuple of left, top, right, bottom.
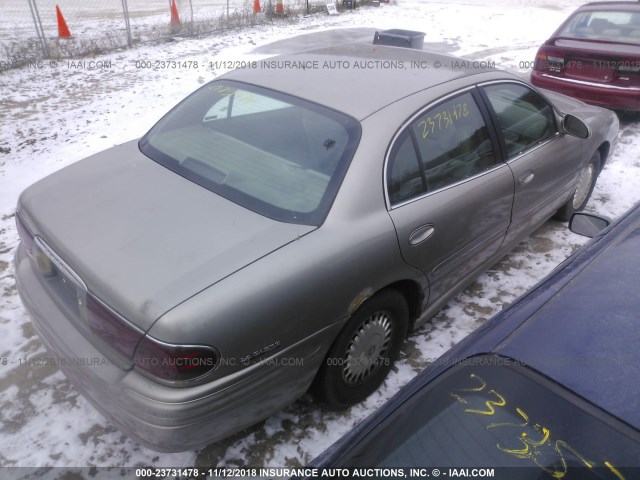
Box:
(1, 0, 640, 475)
(0, 0, 320, 65)
(0, 0, 250, 36)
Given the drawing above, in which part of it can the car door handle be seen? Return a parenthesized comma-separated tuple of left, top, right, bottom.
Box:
(519, 171, 535, 186)
(409, 225, 435, 245)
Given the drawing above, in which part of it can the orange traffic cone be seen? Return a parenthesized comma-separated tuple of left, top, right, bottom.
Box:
(170, 0, 181, 26)
(56, 5, 71, 38)
(275, 0, 284, 14)
(253, 0, 261, 13)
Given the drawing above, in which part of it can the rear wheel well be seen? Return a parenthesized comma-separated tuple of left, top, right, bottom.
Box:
(312, 283, 421, 407)
(597, 142, 611, 171)
(380, 280, 423, 334)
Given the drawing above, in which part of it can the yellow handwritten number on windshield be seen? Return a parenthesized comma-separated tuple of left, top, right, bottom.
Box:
(450, 373, 626, 480)
(417, 102, 469, 140)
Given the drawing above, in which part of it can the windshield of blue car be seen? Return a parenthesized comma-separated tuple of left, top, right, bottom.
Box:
(334, 356, 640, 477)
(558, 10, 640, 44)
(139, 80, 361, 226)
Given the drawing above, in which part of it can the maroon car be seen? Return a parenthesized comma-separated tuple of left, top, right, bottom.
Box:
(531, 1, 640, 111)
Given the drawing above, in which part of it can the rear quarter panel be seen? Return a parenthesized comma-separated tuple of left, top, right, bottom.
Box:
(145, 107, 429, 382)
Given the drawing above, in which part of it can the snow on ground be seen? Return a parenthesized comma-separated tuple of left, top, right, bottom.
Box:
(1, 0, 271, 66)
(1, 0, 640, 474)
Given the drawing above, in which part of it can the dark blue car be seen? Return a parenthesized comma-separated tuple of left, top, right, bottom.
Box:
(309, 207, 640, 479)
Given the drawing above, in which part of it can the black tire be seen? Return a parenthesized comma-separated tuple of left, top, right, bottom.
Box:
(555, 151, 601, 221)
(312, 289, 409, 408)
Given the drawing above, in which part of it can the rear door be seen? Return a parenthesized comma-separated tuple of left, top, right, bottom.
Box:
(387, 89, 514, 303)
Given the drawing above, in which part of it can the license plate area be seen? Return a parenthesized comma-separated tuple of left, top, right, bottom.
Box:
(565, 57, 616, 82)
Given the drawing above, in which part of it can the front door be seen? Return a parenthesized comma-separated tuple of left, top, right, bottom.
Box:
(480, 81, 581, 246)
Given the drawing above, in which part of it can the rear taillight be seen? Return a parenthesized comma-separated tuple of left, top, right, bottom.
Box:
(87, 291, 218, 382)
(16, 213, 56, 276)
(86, 294, 143, 360)
(16, 208, 218, 383)
(133, 336, 219, 382)
(15, 211, 35, 256)
(534, 46, 565, 72)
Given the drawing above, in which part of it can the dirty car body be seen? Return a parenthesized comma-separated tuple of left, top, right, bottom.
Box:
(14, 45, 618, 451)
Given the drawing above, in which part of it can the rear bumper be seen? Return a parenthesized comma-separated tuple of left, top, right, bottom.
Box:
(14, 244, 329, 452)
(531, 71, 640, 111)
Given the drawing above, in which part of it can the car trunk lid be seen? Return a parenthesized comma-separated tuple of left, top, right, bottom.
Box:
(18, 140, 315, 363)
(537, 38, 640, 86)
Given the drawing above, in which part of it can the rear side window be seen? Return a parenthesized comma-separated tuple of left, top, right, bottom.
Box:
(387, 91, 497, 206)
(483, 83, 557, 158)
(411, 92, 497, 192)
(337, 357, 640, 476)
(387, 132, 424, 205)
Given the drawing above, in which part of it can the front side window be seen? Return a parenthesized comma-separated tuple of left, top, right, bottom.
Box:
(140, 81, 360, 226)
(387, 91, 498, 206)
(338, 357, 639, 477)
(483, 83, 557, 158)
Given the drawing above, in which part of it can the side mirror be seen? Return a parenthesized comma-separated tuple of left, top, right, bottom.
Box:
(563, 114, 590, 139)
(569, 212, 610, 238)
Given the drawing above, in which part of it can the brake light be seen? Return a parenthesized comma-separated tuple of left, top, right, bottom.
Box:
(547, 55, 565, 64)
(15, 213, 57, 277)
(86, 294, 143, 360)
(15, 212, 35, 256)
(133, 336, 219, 382)
(534, 46, 564, 72)
(16, 208, 218, 382)
(86, 294, 218, 381)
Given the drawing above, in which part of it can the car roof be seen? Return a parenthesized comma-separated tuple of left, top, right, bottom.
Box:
(578, 1, 640, 11)
(220, 44, 502, 120)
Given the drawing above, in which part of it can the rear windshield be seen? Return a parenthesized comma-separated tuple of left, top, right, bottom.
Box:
(558, 10, 640, 44)
(337, 357, 640, 477)
(139, 80, 360, 226)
